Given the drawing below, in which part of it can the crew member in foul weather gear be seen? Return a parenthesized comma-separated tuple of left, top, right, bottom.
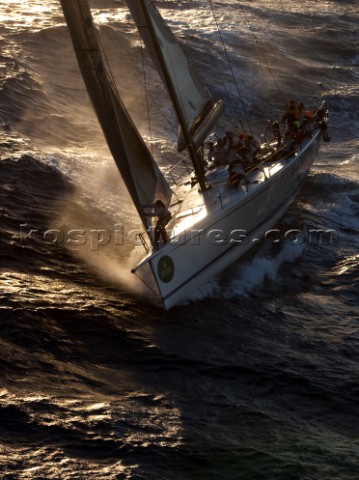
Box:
(282, 100, 301, 129)
(144, 200, 172, 244)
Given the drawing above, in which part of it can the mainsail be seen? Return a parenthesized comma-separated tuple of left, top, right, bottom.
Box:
(126, 0, 224, 152)
(59, 0, 172, 234)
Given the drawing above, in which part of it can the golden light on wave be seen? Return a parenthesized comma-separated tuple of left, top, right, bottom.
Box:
(0, 1, 59, 32)
(0, 0, 130, 29)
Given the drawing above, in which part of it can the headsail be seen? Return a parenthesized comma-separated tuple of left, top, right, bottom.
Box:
(126, 0, 224, 152)
(59, 0, 172, 235)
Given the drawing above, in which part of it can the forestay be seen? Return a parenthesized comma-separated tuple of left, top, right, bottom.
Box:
(59, 0, 172, 232)
(126, 0, 224, 151)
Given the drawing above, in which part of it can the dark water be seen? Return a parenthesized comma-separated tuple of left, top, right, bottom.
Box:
(0, 1, 358, 478)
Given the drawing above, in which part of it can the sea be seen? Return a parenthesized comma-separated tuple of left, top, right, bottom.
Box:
(0, 1, 358, 479)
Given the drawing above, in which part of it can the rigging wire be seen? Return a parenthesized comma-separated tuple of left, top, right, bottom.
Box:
(137, 20, 154, 143)
(97, 27, 137, 123)
(129, 4, 189, 144)
(238, 1, 285, 105)
(207, 0, 250, 134)
(208, 0, 287, 134)
(101, 15, 179, 150)
(132, 269, 160, 299)
(99, 15, 155, 144)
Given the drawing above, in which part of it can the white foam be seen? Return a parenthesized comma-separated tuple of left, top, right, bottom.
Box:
(190, 241, 306, 303)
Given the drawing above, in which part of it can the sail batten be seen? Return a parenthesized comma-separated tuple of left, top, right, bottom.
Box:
(59, 0, 172, 234)
(126, 0, 224, 151)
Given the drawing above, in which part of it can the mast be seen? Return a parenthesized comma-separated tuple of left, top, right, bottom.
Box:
(138, 0, 208, 191)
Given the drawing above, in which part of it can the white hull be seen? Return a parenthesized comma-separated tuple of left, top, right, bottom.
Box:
(134, 130, 321, 309)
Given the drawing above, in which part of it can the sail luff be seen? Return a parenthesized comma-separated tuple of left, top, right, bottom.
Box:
(126, 0, 224, 151)
(134, 0, 208, 190)
(59, 0, 172, 237)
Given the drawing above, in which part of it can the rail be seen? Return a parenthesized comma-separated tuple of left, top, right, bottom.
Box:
(166, 157, 193, 186)
(136, 232, 150, 254)
(242, 102, 327, 192)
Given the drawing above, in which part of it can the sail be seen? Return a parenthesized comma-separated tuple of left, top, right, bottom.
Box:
(59, 0, 172, 233)
(126, 0, 224, 151)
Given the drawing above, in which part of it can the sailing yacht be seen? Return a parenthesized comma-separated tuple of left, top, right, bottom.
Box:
(59, 0, 328, 309)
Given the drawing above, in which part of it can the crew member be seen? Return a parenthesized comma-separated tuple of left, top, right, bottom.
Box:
(144, 200, 172, 244)
(282, 100, 301, 129)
